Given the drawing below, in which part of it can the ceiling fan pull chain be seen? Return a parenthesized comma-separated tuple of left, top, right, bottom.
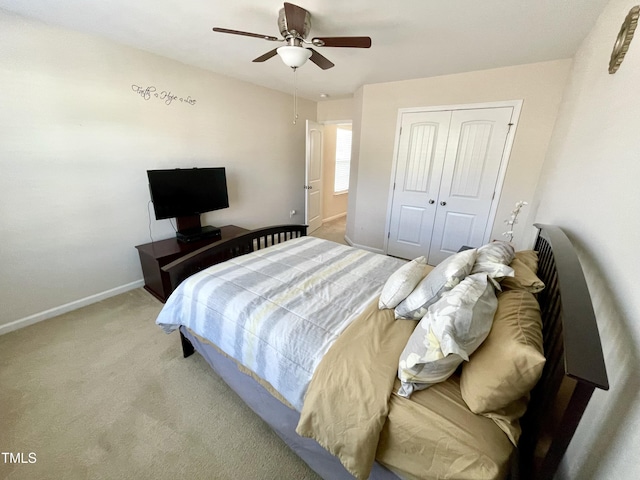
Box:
(292, 67, 299, 125)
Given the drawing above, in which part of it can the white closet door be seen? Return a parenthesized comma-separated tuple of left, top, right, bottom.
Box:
(386, 111, 451, 259)
(427, 107, 513, 264)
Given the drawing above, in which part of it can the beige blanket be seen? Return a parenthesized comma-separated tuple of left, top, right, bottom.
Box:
(296, 297, 513, 480)
(377, 377, 512, 480)
(296, 299, 416, 479)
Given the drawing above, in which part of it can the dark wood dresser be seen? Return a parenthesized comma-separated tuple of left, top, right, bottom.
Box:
(135, 225, 249, 302)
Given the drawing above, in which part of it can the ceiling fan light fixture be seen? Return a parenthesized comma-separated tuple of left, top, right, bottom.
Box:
(277, 45, 312, 68)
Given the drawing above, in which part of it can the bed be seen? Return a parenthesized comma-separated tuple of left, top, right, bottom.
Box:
(155, 223, 608, 480)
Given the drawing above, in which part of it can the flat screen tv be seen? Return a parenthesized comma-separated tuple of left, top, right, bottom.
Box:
(147, 167, 229, 242)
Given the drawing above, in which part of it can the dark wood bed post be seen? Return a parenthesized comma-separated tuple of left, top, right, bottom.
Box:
(180, 330, 195, 358)
(516, 224, 609, 479)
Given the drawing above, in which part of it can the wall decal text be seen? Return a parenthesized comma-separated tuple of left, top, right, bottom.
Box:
(131, 84, 197, 106)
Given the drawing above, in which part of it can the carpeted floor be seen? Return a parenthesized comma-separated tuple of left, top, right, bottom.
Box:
(0, 288, 321, 480)
(308, 216, 347, 245)
(0, 218, 349, 480)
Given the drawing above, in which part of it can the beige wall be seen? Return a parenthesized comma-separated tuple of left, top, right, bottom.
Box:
(346, 60, 572, 252)
(317, 98, 353, 123)
(0, 11, 316, 331)
(533, 1, 640, 478)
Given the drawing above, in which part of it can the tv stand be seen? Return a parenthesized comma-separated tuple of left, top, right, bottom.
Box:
(135, 225, 249, 302)
(175, 214, 220, 243)
(176, 214, 202, 232)
(176, 225, 221, 243)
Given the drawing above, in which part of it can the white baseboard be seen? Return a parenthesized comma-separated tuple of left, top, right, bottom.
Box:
(0, 280, 145, 336)
(344, 234, 385, 254)
(322, 212, 347, 223)
(344, 234, 354, 246)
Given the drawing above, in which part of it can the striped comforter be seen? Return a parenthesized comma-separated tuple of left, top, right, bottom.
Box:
(156, 236, 406, 410)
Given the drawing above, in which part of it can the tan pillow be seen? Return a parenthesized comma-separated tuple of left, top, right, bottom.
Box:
(500, 258, 545, 293)
(482, 396, 528, 445)
(515, 250, 538, 273)
(460, 289, 545, 419)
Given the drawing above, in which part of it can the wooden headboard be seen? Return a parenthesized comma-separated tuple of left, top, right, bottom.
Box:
(517, 224, 609, 479)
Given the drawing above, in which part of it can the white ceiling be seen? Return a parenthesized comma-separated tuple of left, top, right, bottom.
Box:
(1, 0, 610, 101)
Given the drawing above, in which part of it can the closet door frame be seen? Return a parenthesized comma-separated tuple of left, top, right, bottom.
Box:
(383, 99, 523, 257)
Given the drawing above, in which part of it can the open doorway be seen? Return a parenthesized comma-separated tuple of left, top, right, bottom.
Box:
(309, 121, 350, 243)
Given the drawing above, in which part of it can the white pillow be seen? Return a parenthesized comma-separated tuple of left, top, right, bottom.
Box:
(394, 248, 477, 320)
(471, 241, 516, 281)
(397, 323, 463, 398)
(378, 256, 428, 309)
(397, 273, 498, 397)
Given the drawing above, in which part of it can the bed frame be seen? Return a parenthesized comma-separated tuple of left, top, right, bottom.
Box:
(162, 223, 608, 480)
(517, 224, 609, 479)
(162, 224, 308, 289)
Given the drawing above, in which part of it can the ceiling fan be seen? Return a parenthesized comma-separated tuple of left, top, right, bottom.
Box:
(212, 2, 372, 70)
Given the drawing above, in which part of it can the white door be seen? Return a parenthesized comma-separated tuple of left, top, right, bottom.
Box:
(387, 111, 452, 259)
(305, 120, 323, 233)
(386, 106, 513, 264)
(428, 107, 513, 264)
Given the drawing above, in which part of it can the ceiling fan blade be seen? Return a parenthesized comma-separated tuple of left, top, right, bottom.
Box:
(283, 2, 308, 35)
(252, 48, 279, 63)
(308, 48, 335, 70)
(212, 27, 280, 42)
(311, 36, 372, 48)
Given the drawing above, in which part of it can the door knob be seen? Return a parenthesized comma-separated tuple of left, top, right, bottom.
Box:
(428, 199, 435, 204)
(440, 201, 447, 206)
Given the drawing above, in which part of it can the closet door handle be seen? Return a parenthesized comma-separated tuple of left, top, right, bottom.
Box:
(440, 201, 447, 206)
(428, 199, 435, 204)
